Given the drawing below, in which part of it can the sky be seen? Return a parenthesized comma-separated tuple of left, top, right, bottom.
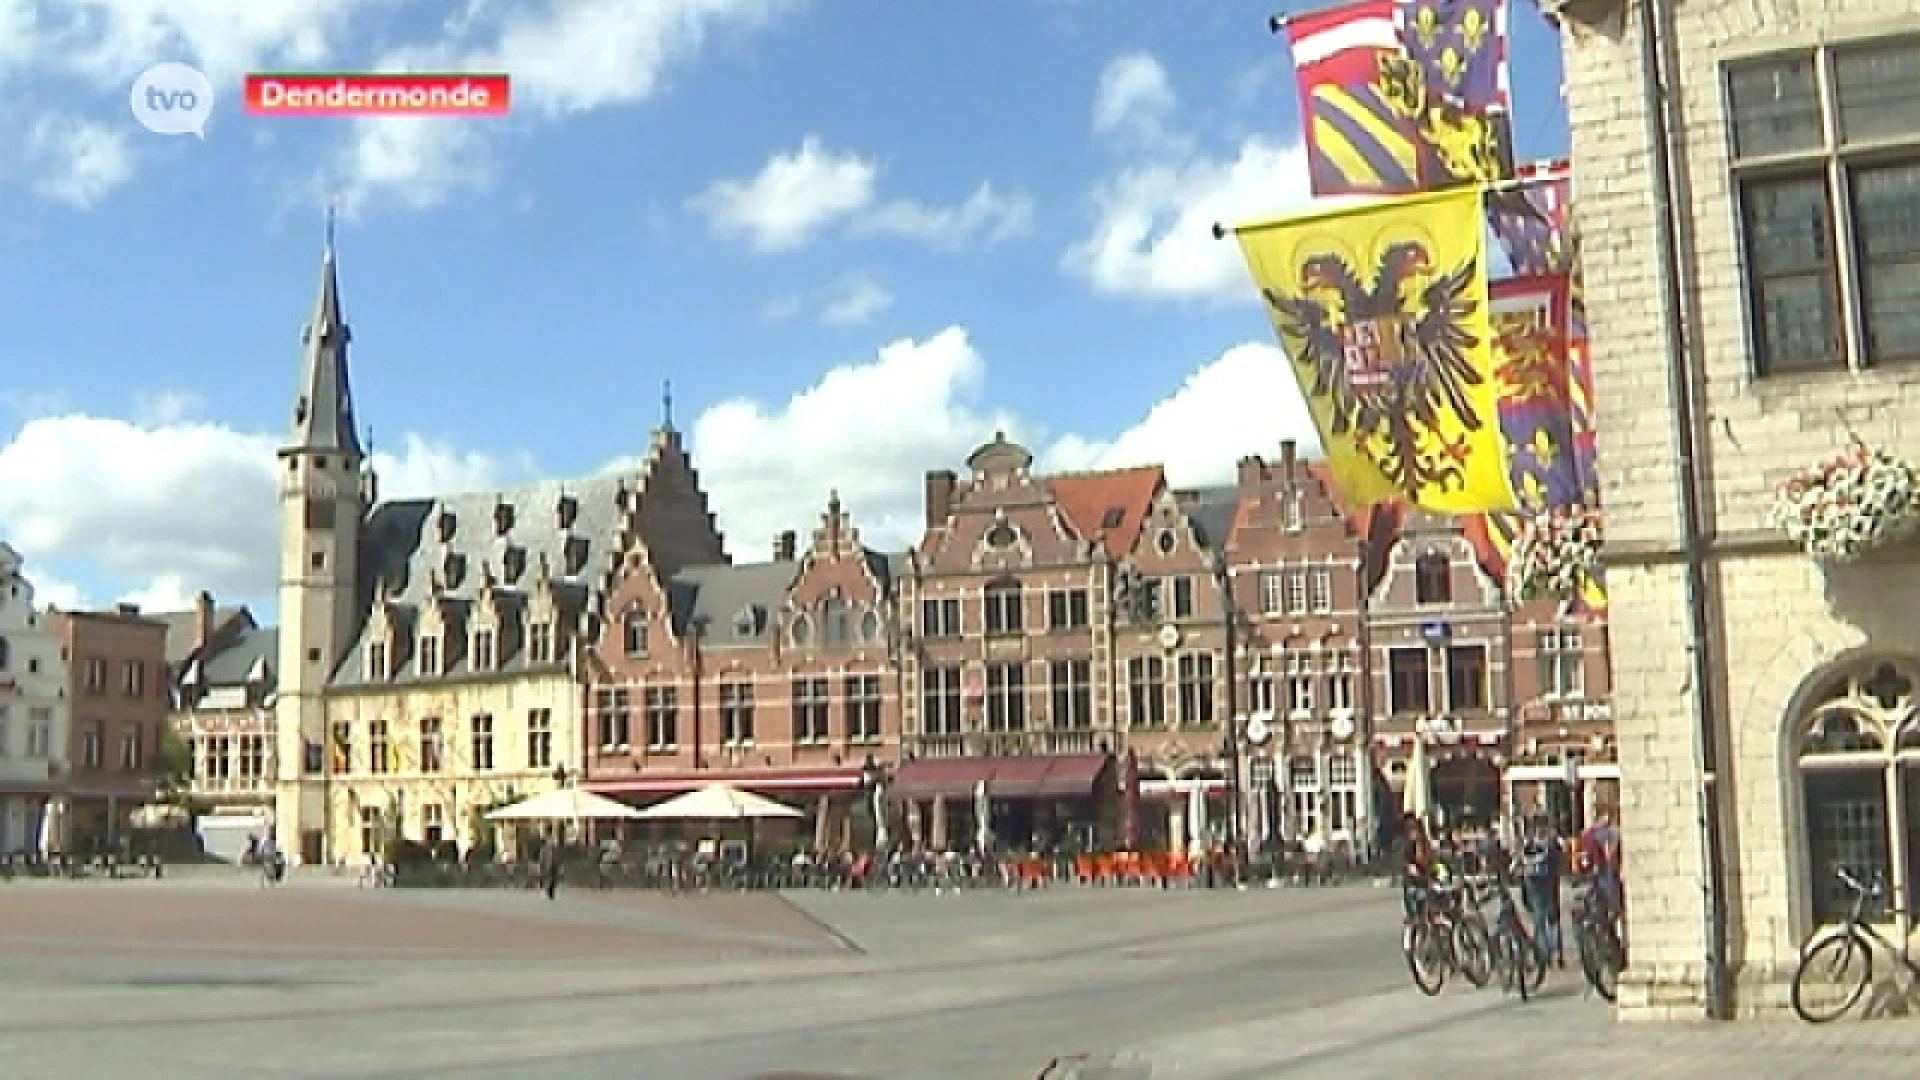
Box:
(0, 0, 1569, 620)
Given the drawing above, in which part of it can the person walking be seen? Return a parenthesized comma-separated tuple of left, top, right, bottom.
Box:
(537, 828, 563, 900)
(1518, 815, 1565, 968)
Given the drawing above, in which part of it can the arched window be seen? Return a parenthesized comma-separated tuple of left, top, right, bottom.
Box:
(983, 577, 1023, 636)
(1797, 659, 1920, 923)
(622, 606, 648, 658)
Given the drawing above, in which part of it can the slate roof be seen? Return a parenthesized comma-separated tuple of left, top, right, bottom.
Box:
(330, 471, 629, 687)
(1175, 485, 1240, 551)
(153, 606, 251, 667)
(662, 549, 907, 652)
(199, 626, 279, 688)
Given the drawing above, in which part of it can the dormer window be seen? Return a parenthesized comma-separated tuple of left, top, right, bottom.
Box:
(1100, 507, 1124, 530)
(367, 640, 389, 681)
(622, 607, 648, 658)
(556, 494, 579, 530)
(564, 536, 590, 576)
(528, 620, 555, 665)
(1283, 492, 1305, 532)
(493, 502, 514, 535)
(502, 546, 527, 583)
(472, 628, 496, 671)
(419, 634, 442, 677)
(732, 604, 763, 638)
(435, 509, 456, 543)
(822, 593, 851, 647)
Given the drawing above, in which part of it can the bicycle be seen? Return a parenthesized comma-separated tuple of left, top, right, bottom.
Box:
(1790, 867, 1920, 1023)
(258, 852, 287, 889)
(1484, 873, 1547, 1000)
(1571, 873, 1625, 1002)
(1403, 877, 1494, 996)
(357, 860, 395, 888)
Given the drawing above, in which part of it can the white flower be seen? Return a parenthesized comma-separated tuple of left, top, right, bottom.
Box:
(1509, 506, 1603, 605)
(1770, 445, 1920, 564)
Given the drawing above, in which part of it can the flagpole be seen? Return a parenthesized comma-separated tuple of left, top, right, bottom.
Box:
(1208, 171, 1571, 241)
(1268, 12, 1292, 33)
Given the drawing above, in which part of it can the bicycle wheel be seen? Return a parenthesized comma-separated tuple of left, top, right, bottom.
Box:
(1577, 922, 1620, 1003)
(1509, 928, 1546, 1000)
(1403, 920, 1449, 997)
(1791, 932, 1872, 1023)
(1454, 917, 1494, 989)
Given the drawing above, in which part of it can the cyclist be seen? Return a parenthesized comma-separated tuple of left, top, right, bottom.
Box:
(1577, 807, 1624, 919)
(1518, 814, 1565, 968)
(1396, 813, 1437, 919)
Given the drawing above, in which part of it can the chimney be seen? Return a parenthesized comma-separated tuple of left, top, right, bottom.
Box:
(195, 590, 215, 649)
(1236, 455, 1265, 500)
(773, 531, 797, 562)
(924, 469, 957, 529)
(1280, 439, 1298, 484)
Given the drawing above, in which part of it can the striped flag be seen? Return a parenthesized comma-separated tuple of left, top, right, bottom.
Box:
(1286, 0, 1425, 195)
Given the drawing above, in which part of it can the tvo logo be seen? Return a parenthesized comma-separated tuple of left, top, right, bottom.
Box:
(130, 62, 214, 138)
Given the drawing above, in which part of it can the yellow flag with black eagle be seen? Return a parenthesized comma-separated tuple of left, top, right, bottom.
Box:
(1232, 186, 1515, 514)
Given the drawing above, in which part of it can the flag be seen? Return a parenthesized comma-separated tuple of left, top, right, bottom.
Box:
(1235, 186, 1515, 514)
(1395, 0, 1515, 188)
(1396, 0, 1510, 111)
(1286, 0, 1425, 195)
(1489, 159, 1573, 276)
(1491, 275, 1582, 511)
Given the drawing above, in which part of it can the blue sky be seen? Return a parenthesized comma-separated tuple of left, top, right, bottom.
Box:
(0, 0, 1567, 619)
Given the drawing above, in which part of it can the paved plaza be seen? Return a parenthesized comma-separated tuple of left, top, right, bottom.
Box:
(0, 874, 1915, 1078)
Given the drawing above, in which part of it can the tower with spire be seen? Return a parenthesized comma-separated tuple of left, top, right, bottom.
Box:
(273, 210, 371, 860)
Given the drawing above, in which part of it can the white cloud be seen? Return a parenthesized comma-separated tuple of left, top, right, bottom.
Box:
(0, 409, 530, 609)
(1040, 342, 1318, 485)
(34, 0, 373, 86)
(328, 0, 798, 213)
(694, 138, 1032, 253)
(1067, 137, 1309, 303)
(819, 275, 894, 326)
(27, 116, 134, 209)
(1092, 52, 1177, 145)
(856, 183, 1033, 249)
(1069, 54, 1317, 303)
(689, 327, 1320, 553)
(483, 0, 795, 115)
(691, 137, 878, 253)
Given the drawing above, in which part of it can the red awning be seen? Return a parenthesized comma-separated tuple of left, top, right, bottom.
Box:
(890, 754, 1113, 800)
(585, 766, 863, 797)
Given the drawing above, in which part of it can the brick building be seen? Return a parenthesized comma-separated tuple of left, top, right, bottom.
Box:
(579, 493, 903, 844)
(892, 435, 1128, 851)
(1223, 443, 1373, 852)
(1557, 0, 1920, 1018)
(51, 604, 168, 852)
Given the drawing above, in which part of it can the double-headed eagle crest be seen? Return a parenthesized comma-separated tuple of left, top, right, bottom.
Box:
(1264, 241, 1485, 497)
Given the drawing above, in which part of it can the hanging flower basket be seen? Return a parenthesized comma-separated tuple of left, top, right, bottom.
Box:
(1769, 444, 1920, 564)
(1508, 505, 1603, 605)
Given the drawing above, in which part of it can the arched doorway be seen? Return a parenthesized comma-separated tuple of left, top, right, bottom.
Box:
(1795, 658, 1920, 924)
(1430, 753, 1500, 831)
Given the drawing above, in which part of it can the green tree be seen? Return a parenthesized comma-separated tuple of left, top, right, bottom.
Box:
(155, 727, 195, 807)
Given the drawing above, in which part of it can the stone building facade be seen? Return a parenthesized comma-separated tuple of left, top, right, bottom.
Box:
(0, 545, 70, 855)
(1559, 0, 1920, 1017)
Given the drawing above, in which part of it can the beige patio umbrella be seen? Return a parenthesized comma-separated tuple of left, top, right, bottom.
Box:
(635, 782, 803, 821)
(1403, 738, 1434, 821)
(813, 795, 833, 854)
(929, 796, 949, 851)
(486, 787, 643, 821)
